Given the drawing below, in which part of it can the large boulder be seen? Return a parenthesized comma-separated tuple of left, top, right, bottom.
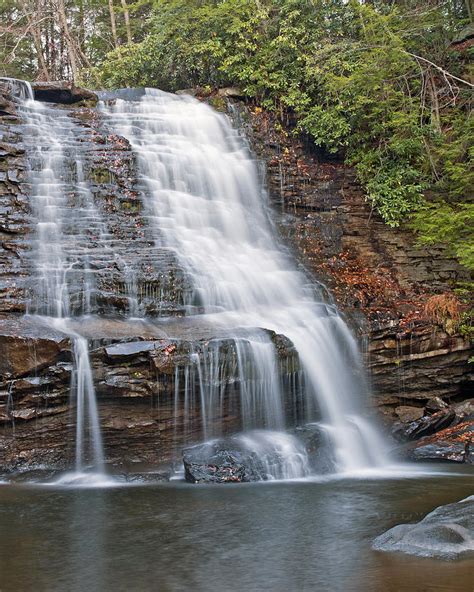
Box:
(394, 405, 424, 423)
(183, 430, 310, 483)
(450, 23, 474, 50)
(32, 81, 98, 105)
(217, 87, 246, 99)
(373, 496, 474, 560)
(184, 441, 260, 483)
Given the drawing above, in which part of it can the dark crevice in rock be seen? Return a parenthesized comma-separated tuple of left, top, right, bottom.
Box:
(31, 81, 98, 105)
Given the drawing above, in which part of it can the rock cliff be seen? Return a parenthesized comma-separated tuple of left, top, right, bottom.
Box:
(0, 84, 471, 472)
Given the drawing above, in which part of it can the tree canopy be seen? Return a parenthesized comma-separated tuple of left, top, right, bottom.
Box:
(1, 0, 473, 270)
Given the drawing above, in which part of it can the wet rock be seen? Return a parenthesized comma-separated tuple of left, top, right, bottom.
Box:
(0, 96, 17, 117)
(0, 318, 71, 377)
(32, 81, 98, 105)
(183, 431, 310, 483)
(104, 340, 158, 361)
(395, 406, 424, 423)
(407, 421, 473, 463)
(1, 316, 301, 470)
(368, 325, 472, 405)
(183, 441, 259, 483)
(425, 397, 448, 412)
(373, 496, 474, 560)
(10, 405, 68, 421)
(393, 408, 456, 442)
(292, 423, 335, 473)
(98, 370, 152, 398)
(0, 141, 24, 157)
(452, 399, 474, 422)
(7, 169, 21, 183)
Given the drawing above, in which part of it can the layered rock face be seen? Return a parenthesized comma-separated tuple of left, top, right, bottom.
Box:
(0, 85, 208, 471)
(0, 316, 300, 471)
(1, 82, 199, 470)
(1, 85, 308, 473)
(0, 89, 190, 319)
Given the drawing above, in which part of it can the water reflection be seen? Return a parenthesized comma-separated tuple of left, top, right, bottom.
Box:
(0, 470, 473, 592)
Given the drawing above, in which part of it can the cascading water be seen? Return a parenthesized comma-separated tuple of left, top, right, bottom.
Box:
(0, 77, 34, 101)
(8, 78, 389, 480)
(19, 93, 107, 478)
(102, 89, 389, 474)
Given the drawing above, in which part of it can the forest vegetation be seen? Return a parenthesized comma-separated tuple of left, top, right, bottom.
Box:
(1, 0, 473, 271)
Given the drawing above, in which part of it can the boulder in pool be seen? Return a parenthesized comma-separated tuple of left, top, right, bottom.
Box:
(292, 423, 335, 473)
(392, 408, 456, 442)
(183, 431, 310, 484)
(373, 496, 474, 560)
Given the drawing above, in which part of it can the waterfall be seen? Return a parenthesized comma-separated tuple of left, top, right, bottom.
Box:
(0, 77, 33, 101)
(72, 334, 105, 473)
(9, 78, 389, 479)
(19, 97, 106, 476)
(101, 89, 388, 472)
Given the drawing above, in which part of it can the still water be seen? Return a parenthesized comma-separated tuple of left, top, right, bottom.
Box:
(1, 467, 473, 592)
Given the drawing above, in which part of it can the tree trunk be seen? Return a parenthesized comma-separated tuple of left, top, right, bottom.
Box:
(428, 69, 441, 133)
(108, 0, 119, 48)
(47, 0, 58, 78)
(54, 0, 92, 80)
(465, 0, 473, 23)
(120, 0, 132, 44)
(54, 0, 80, 79)
(19, 0, 51, 81)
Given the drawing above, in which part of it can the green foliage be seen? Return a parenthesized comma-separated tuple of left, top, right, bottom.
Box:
(411, 201, 474, 269)
(90, 0, 472, 267)
(452, 282, 474, 339)
(410, 111, 473, 270)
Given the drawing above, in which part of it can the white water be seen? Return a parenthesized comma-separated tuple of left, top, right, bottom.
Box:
(234, 430, 311, 480)
(0, 77, 33, 100)
(21, 99, 137, 317)
(102, 89, 388, 473)
(19, 98, 106, 477)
